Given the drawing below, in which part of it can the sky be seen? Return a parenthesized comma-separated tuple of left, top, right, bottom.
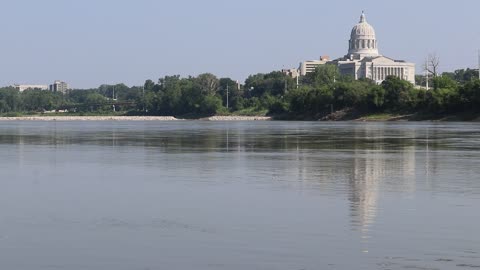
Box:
(0, 0, 479, 88)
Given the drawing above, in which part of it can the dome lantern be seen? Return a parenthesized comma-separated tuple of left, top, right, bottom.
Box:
(360, 11, 366, 23)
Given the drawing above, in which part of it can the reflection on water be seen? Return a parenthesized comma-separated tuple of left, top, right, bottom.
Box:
(0, 121, 479, 270)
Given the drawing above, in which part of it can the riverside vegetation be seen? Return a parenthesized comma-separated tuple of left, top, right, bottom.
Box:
(1, 66, 479, 120)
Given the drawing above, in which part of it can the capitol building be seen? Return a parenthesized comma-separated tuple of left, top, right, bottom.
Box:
(297, 12, 416, 84)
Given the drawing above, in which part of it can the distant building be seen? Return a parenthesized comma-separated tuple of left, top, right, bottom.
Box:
(13, 84, 49, 92)
(295, 12, 416, 84)
(333, 12, 415, 84)
(299, 56, 330, 76)
(282, 68, 300, 79)
(49, 80, 69, 93)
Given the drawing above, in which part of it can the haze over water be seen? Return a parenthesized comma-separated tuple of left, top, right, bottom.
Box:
(0, 121, 479, 269)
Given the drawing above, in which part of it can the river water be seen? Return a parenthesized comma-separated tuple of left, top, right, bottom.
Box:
(0, 121, 479, 270)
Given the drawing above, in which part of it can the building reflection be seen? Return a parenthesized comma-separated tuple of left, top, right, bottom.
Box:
(346, 125, 420, 247)
(348, 126, 386, 236)
(349, 149, 384, 235)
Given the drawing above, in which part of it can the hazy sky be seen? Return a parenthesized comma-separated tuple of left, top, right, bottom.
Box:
(1, 0, 479, 88)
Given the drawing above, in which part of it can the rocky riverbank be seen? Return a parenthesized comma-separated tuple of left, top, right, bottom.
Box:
(0, 116, 180, 121)
(201, 116, 272, 121)
(0, 115, 273, 121)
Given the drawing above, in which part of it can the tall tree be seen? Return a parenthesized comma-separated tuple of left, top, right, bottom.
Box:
(195, 73, 219, 96)
(425, 53, 440, 78)
(304, 64, 340, 87)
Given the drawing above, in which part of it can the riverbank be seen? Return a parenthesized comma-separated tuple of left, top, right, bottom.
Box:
(0, 115, 273, 121)
(1, 112, 479, 122)
(0, 116, 180, 121)
(355, 112, 480, 122)
(276, 108, 480, 122)
(201, 116, 272, 121)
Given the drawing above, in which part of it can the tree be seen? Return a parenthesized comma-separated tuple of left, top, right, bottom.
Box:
(381, 76, 416, 110)
(304, 64, 339, 87)
(219, 78, 240, 109)
(458, 80, 480, 109)
(85, 92, 107, 107)
(195, 73, 219, 96)
(287, 85, 334, 115)
(21, 90, 61, 112)
(199, 95, 222, 115)
(0, 87, 21, 112)
(432, 76, 457, 90)
(244, 71, 294, 97)
(366, 85, 385, 110)
(0, 100, 10, 113)
(333, 81, 370, 109)
(443, 69, 479, 84)
(425, 53, 440, 78)
(144, 79, 155, 91)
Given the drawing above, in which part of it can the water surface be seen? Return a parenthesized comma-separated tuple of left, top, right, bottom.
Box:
(0, 121, 479, 269)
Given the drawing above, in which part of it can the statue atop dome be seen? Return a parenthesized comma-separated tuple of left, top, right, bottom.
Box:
(360, 11, 366, 23)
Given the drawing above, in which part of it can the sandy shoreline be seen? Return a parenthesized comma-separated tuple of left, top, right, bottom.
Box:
(202, 116, 272, 121)
(0, 116, 180, 121)
(0, 116, 272, 121)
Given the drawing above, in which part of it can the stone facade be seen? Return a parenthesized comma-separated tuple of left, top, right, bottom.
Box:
(293, 12, 416, 84)
(335, 12, 416, 84)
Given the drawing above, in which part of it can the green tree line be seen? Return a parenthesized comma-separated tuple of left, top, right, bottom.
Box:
(1, 67, 479, 118)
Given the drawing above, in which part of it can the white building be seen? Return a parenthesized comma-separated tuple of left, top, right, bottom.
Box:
(291, 12, 416, 84)
(13, 84, 49, 92)
(334, 12, 415, 84)
(49, 80, 69, 93)
(299, 56, 330, 76)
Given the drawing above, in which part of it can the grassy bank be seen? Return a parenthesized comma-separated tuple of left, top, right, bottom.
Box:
(335, 110, 480, 122)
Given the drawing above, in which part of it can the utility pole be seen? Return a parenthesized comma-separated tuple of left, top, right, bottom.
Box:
(226, 84, 229, 110)
(142, 85, 146, 113)
(296, 69, 300, 89)
(112, 86, 116, 112)
(425, 60, 429, 90)
(478, 49, 480, 80)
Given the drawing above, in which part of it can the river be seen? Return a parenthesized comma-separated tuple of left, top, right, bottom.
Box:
(0, 121, 479, 269)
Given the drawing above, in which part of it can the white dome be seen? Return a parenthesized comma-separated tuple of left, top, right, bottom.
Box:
(348, 12, 379, 57)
